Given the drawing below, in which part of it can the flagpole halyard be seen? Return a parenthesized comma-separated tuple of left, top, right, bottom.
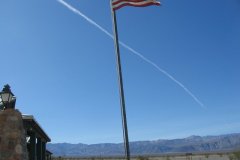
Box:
(110, 1, 131, 160)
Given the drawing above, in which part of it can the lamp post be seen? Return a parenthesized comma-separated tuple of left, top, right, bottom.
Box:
(0, 84, 16, 110)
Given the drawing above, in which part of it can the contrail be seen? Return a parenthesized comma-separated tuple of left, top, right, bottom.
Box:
(57, 0, 206, 109)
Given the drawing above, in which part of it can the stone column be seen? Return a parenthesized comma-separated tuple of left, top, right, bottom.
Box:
(0, 109, 29, 160)
(37, 138, 42, 160)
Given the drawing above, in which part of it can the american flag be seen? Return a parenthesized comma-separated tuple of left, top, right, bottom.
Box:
(112, 0, 160, 10)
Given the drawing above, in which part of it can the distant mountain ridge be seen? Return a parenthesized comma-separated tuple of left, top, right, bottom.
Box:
(47, 133, 240, 156)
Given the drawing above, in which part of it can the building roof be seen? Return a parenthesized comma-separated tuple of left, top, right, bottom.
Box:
(22, 114, 51, 142)
(46, 150, 53, 155)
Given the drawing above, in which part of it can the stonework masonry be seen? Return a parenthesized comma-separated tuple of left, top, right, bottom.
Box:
(0, 109, 28, 160)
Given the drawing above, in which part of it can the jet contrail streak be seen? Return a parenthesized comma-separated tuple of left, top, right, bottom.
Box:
(119, 42, 205, 108)
(57, 0, 206, 109)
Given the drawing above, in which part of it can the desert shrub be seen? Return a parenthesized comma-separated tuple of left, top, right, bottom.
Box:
(229, 155, 234, 160)
(165, 156, 171, 160)
(217, 153, 223, 157)
(229, 151, 240, 160)
(137, 156, 149, 160)
(233, 151, 240, 160)
(204, 154, 209, 158)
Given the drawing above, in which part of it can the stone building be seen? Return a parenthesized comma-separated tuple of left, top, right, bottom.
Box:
(0, 84, 52, 160)
(0, 110, 52, 160)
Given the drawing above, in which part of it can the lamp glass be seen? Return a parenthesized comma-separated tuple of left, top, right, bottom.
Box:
(0, 92, 12, 103)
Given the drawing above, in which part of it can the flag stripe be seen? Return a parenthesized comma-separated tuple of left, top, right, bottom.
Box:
(112, 0, 154, 5)
(112, 0, 160, 10)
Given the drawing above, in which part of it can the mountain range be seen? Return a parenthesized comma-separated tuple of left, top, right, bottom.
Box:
(47, 133, 240, 156)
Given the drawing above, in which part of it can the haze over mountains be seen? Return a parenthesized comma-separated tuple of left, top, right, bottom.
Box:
(47, 133, 240, 157)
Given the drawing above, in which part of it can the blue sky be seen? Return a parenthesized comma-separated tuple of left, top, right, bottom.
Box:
(0, 0, 240, 144)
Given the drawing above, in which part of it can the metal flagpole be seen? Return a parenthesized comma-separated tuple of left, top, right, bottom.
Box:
(110, 2, 131, 160)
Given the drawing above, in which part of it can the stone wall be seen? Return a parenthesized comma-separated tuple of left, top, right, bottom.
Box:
(0, 109, 28, 160)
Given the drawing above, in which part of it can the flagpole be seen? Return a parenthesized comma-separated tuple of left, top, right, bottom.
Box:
(110, 2, 130, 160)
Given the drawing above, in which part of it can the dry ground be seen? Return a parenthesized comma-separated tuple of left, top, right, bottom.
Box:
(52, 152, 238, 160)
